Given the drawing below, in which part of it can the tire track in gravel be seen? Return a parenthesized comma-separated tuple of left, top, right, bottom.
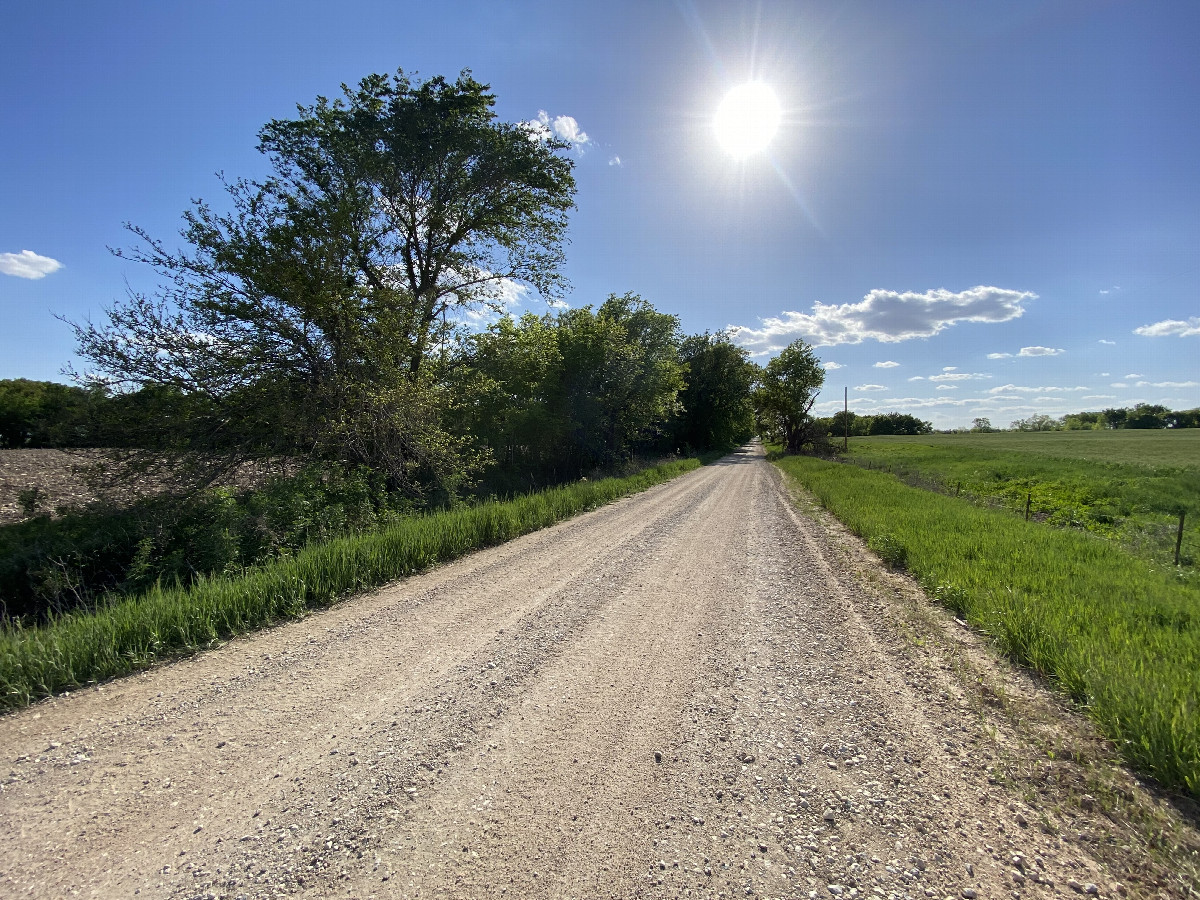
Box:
(0, 446, 1135, 899)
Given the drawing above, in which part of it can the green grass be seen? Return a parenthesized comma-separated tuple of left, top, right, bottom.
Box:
(0, 457, 703, 710)
(844, 431, 1200, 572)
(773, 453, 1200, 797)
(857, 428, 1200, 467)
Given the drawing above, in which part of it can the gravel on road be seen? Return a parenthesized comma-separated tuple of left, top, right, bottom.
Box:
(1, 445, 1195, 899)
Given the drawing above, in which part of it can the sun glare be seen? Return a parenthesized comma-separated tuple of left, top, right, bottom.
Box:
(714, 82, 781, 158)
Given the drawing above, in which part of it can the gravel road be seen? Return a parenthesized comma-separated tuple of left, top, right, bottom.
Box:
(0, 445, 1189, 899)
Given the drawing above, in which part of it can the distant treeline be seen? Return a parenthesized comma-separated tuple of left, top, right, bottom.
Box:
(814, 411, 933, 438)
(985, 404, 1200, 433)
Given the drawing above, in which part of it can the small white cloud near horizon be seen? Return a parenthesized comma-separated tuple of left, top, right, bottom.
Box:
(727, 285, 1036, 353)
(1133, 317, 1200, 338)
(608, 155, 622, 166)
(1136, 380, 1199, 388)
(936, 385, 957, 391)
(1083, 395, 1116, 401)
(0, 250, 62, 279)
(874, 360, 900, 368)
(942, 366, 957, 372)
(1098, 339, 1116, 345)
(929, 371, 990, 382)
(987, 352, 1012, 359)
(1018, 346, 1064, 357)
(854, 384, 888, 391)
(823, 361, 843, 370)
(1125, 373, 1143, 379)
(1110, 382, 1128, 388)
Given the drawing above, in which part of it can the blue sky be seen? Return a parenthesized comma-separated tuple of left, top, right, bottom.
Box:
(2, 0, 1197, 428)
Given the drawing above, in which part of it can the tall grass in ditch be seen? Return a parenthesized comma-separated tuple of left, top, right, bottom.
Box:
(0, 457, 702, 710)
(773, 454, 1200, 798)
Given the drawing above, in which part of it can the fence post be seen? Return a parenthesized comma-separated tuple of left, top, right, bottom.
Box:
(1177, 511, 1187, 566)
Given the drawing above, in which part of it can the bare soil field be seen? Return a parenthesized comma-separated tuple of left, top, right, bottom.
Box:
(0, 449, 292, 524)
(0, 449, 118, 524)
(0, 445, 1195, 899)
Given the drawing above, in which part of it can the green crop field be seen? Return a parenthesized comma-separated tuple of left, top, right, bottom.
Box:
(853, 428, 1200, 468)
(772, 431, 1200, 796)
(843, 430, 1200, 571)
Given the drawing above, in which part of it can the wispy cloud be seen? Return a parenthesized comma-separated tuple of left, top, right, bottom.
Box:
(608, 155, 622, 167)
(988, 345, 1065, 358)
(986, 384, 1089, 394)
(936, 385, 957, 391)
(0, 249, 62, 279)
(1098, 339, 1116, 345)
(1133, 317, 1200, 338)
(927, 372, 990, 382)
(1125, 373, 1143, 379)
(873, 360, 900, 368)
(854, 384, 888, 391)
(728, 285, 1035, 353)
(1083, 395, 1116, 401)
(1135, 380, 1199, 388)
(823, 361, 843, 370)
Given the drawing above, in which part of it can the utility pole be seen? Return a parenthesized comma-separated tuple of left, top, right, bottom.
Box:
(844, 387, 849, 452)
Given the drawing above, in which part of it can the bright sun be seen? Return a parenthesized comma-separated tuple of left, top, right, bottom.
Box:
(714, 82, 782, 158)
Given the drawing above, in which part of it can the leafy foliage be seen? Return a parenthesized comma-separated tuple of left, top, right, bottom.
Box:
(69, 69, 576, 495)
(672, 332, 757, 452)
(458, 293, 687, 487)
(754, 339, 825, 452)
(0, 380, 106, 448)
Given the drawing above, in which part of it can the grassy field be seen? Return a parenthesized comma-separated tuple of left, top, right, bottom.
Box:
(0, 456, 703, 710)
(772, 437, 1200, 797)
(843, 430, 1200, 571)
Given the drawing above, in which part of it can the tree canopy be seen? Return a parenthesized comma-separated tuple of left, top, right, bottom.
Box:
(754, 339, 824, 452)
(71, 70, 576, 493)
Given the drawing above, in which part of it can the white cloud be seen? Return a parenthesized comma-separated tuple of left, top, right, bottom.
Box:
(936, 385, 957, 391)
(1018, 346, 1064, 357)
(929, 372, 990, 382)
(1133, 317, 1200, 337)
(942, 366, 957, 372)
(0, 249, 62, 279)
(1135, 380, 1199, 388)
(524, 111, 590, 148)
(1098, 339, 1116, 345)
(728, 285, 1035, 352)
(855, 384, 888, 391)
(1124, 373, 1143, 379)
(608, 155, 622, 167)
(823, 361, 843, 370)
(987, 352, 1013, 359)
(1083, 395, 1116, 401)
(1110, 382, 1128, 388)
(986, 384, 1089, 394)
(874, 361, 900, 368)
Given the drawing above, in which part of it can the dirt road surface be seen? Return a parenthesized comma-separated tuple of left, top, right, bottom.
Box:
(1, 446, 1191, 899)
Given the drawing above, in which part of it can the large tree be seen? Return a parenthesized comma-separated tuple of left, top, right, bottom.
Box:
(755, 339, 825, 452)
(673, 332, 757, 451)
(72, 70, 576, 493)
